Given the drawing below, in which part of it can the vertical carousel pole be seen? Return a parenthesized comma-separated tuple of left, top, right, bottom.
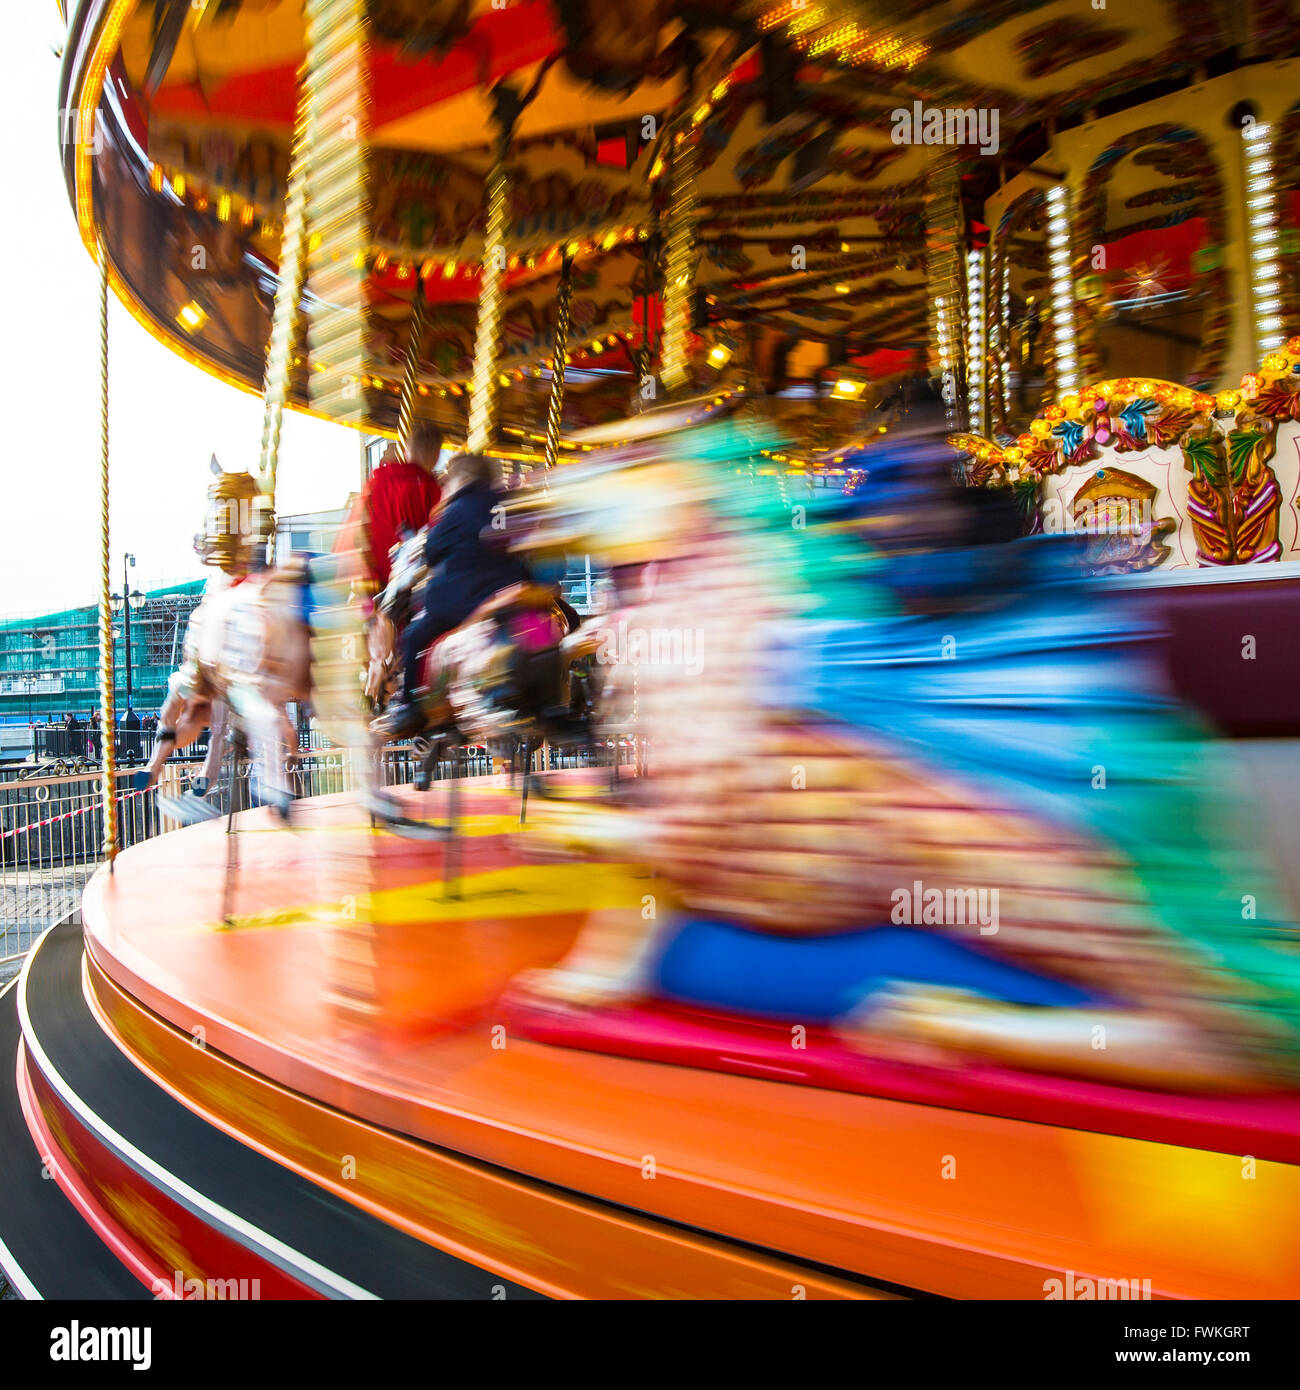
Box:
(925, 154, 965, 429)
(632, 216, 659, 411)
(660, 129, 699, 394)
(301, 0, 375, 748)
(397, 282, 427, 457)
(304, 0, 371, 429)
(543, 253, 574, 469)
(255, 84, 312, 546)
(292, 0, 391, 1017)
(96, 249, 119, 867)
(1044, 182, 1081, 397)
(466, 153, 510, 454)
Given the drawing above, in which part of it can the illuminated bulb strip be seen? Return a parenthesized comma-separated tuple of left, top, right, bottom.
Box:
(303, 0, 371, 430)
(74, 0, 133, 247)
(1242, 123, 1284, 355)
(935, 297, 957, 423)
(925, 160, 964, 424)
(661, 134, 700, 392)
(756, 2, 929, 70)
(999, 256, 1011, 421)
(1045, 184, 1079, 395)
(965, 248, 986, 435)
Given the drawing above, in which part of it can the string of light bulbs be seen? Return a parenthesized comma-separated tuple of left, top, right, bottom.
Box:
(965, 248, 986, 436)
(1045, 184, 1080, 396)
(1242, 121, 1285, 356)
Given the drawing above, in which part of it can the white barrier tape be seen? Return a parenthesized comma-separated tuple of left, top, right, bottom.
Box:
(0, 786, 151, 841)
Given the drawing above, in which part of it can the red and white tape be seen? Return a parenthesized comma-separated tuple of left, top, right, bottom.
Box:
(0, 785, 152, 841)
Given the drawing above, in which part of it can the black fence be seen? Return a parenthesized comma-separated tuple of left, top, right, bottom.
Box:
(31, 724, 193, 768)
(29, 721, 336, 770)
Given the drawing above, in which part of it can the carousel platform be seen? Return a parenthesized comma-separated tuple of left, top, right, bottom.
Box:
(3, 772, 1300, 1300)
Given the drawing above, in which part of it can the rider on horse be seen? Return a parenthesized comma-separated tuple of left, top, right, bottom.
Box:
(371, 452, 531, 740)
(340, 419, 443, 592)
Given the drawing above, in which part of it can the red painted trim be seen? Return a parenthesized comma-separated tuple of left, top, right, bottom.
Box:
(18, 1042, 174, 1297)
(18, 1042, 318, 1300)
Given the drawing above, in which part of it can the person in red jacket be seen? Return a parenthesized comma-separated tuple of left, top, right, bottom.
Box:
(340, 420, 444, 592)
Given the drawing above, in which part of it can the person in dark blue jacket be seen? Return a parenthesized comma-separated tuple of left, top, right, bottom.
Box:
(372, 452, 529, 738)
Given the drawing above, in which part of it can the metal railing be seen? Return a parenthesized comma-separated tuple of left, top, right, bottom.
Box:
(0, 770, 160, 977)
(30, 724, 207, 768)
(27, 721, 345, 767)
(0, 734, 641, 978)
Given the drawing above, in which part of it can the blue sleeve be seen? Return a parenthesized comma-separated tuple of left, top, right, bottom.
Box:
(423, 499, 465, 567)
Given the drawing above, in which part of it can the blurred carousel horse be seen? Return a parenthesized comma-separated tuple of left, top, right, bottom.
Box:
(368, 511, 602, 812)
(144, 564, 312, 822)
(146, 465, 402, 828)
(509, 407, 1300, 1094)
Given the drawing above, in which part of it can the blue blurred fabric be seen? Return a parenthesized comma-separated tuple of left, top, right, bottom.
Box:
(653, 919, 1096, 1022)
(761, 575, 1174, 838)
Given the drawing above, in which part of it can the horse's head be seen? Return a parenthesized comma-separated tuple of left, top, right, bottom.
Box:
(197, 463, 266, 574)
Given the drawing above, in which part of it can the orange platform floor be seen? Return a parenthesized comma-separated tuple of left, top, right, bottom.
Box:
(81, 775, 1300, 1299)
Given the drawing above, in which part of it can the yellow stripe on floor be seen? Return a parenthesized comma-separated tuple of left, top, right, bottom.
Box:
(213, 859, 653, 933)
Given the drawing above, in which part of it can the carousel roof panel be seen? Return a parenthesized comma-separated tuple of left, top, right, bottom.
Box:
(61, 0, 1294, 443)
(128, 3, 562, 133)
(121, 0, 1233, 146)
(843, 0, 1233, 115)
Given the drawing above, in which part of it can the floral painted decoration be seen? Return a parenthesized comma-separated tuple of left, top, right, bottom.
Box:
(948, 338, 1300, 488)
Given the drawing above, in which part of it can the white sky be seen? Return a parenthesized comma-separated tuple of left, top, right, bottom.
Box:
(0, 6, 363, 615)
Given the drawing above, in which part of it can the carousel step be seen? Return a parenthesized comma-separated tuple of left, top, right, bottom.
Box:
(0, 981, 149, 1299)
(18, 923, 543, 1300)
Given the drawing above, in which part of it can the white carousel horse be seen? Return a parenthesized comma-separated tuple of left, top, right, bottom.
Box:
(144, 566, 312, 822)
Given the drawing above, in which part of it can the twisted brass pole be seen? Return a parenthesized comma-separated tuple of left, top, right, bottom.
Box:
(397, 282, 426, 456)
(466, 156, 510, 453)
(96, 249, 118, 866)
(660, 131, 699, 393)
(256, 81, 312, 545)
(543, 254, 574, 469)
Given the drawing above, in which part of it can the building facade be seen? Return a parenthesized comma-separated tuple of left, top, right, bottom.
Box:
(0, 579, 206, 727)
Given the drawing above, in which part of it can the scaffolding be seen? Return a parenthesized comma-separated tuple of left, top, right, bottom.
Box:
(0, 579, 205, 724)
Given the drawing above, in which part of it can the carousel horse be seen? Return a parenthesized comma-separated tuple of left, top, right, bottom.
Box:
(143, 563, 312, 823)
(148, 464, 406, 831)
(144, 691, 227, 812)
(390, 575, 597, 816)
(367, 486, 602, 818)
(506, 403, 1300, 1095)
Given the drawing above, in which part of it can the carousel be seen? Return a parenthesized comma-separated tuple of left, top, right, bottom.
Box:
(3, 0, 1300, 1301)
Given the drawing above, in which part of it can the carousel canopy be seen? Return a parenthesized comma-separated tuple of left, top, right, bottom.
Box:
(60, 0, 1282, 445)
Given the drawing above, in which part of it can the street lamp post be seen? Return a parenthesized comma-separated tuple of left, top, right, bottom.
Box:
(109, 553, 146, 713)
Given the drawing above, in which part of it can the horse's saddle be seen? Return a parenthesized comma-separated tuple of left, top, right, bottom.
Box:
(379, 531, 428, 625)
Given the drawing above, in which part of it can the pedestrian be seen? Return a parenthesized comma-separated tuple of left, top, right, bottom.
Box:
(65, 710, 82, 760)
